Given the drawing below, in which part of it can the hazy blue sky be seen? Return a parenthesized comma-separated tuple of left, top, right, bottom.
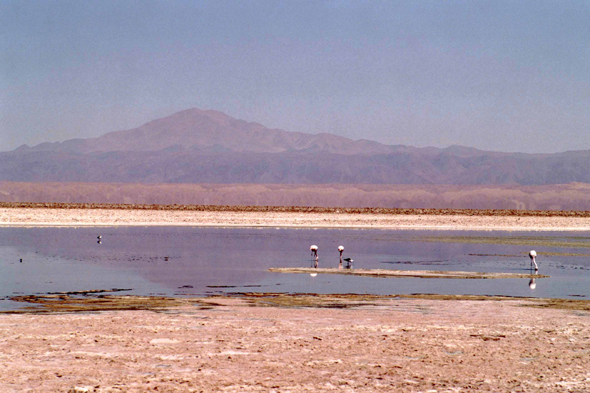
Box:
(1, 0, 589, 153)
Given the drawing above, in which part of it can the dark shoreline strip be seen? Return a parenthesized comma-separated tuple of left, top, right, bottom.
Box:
(3, 292, 589, 314)
(1, 202, 589, 217)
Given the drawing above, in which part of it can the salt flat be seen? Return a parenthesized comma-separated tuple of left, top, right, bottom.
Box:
(2, 206, 590, 231)
(1, 295, 590, 392)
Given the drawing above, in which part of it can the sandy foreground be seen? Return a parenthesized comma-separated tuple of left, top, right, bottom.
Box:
(1, 295, 590, 393)
(2, 207, 590, 392)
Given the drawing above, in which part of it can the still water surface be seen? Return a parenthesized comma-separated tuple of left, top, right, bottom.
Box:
(2, 226, 590, 310)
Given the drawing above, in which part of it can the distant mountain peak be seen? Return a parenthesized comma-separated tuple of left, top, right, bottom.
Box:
(17, 108, 403, 156)
(3, 108, 590, 186)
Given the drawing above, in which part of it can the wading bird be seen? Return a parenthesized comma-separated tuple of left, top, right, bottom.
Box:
(310, 245, 319, 268)
(529, 250, 538, 271)
(338, 245, 344, 269)
(343, 257, 354, 269)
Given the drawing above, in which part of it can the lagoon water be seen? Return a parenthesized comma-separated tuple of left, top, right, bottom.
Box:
(2, 226, 590, 310)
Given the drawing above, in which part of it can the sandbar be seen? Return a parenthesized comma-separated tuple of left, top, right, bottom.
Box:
(269, 267, 548, 279)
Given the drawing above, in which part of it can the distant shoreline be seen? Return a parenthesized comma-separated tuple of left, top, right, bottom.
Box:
(2, 203, 590, 231)
(2, 201, 590, 216)
(3, 181, 590, 211)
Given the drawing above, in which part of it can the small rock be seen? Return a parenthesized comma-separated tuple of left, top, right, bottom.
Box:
(68, 387, 91, 393)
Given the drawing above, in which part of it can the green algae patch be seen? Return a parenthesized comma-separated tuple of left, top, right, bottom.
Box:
(223, 292, 387, 309)
(396, 234, 590, 249)
(521, 298, 590, 312)
(224, 293, 590, 312)
(225, 292, 524, 309)
(3, 294, 207, 314)
(535, 251, 590, 257)
(4, 292, 590, 314)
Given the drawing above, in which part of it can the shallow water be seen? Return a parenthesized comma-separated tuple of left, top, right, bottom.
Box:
(2, 226, 590, 310)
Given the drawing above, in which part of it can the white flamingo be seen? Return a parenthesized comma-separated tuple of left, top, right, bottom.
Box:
(529, 250, 538, 271)
(338, 245, 344, 269)
(310, 245, 319, 268)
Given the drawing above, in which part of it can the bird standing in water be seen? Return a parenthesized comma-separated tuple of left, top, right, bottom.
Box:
(310, 245, 319, 268)
(343, 257, 354, 269)
(529, 250, 538, 271)
(338, 245, 344, 269)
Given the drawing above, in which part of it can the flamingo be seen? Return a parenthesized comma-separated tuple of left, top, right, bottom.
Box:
(529, 250, 538, 271)
(310, 245, 319, 268)
(338, 245, 344, 269)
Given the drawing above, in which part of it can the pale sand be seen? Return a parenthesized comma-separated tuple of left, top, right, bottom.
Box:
(2, 207, 590, 230)
(1, 296, 590, 392)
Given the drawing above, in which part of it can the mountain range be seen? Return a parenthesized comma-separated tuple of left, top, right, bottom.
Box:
(3, 108, 590, 185)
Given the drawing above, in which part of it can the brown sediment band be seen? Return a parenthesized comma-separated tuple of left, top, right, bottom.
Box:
(1, 202, 590, 217)
(5, 292, 590, 315)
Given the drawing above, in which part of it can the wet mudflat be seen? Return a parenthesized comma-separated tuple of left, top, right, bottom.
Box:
(2, 226, 590, 311)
